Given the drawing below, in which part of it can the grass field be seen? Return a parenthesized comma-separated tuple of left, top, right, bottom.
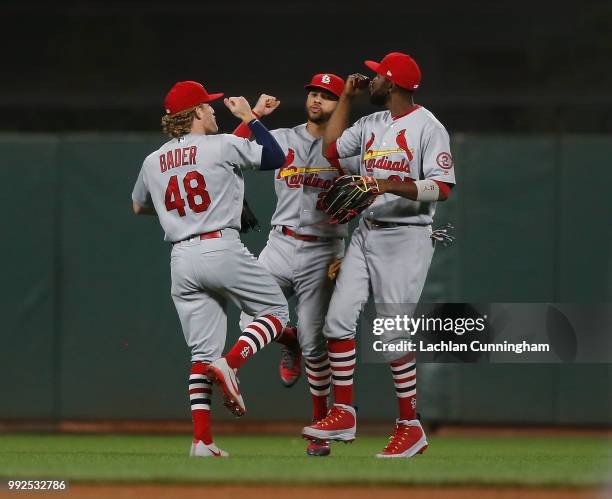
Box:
(0, 434, 611, 488)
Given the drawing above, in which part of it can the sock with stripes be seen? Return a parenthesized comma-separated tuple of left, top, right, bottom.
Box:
(225, 314, 283, 370)
(328, 338, 356, 406)
(189, 362, 213, 444)
(275, 326, 298, 348)
(390, 354, 417, 420)
(305, 354, 331, 421)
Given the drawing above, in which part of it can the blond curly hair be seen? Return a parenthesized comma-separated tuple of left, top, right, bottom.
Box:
(161, 105, 200, 138)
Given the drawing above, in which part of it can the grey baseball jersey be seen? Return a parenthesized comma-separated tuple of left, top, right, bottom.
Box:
(132, 133, 262, 243)
(132, 131, 289, 363)
(269, 124, 359, 238)
(239, 124, 357, 359)
(323, 105, 456, 360)
(333, 105, 456, 225)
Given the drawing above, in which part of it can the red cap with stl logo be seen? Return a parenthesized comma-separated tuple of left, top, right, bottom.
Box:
(364, 52, 421, 91)
(304, 73, 345, 98)
(163, 81, 224, 115)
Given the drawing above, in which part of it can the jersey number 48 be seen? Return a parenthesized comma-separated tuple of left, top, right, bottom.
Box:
(164, 171, 211, 217)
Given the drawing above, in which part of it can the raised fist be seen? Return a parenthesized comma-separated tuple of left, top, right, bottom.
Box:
(344, 73, 370, 97)
(224, 96, 255, 122)
(253, 94, 281, 117)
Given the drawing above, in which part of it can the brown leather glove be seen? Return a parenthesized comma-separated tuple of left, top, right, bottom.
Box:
(328, 259, 342, 280)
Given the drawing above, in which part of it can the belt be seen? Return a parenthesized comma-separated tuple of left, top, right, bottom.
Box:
(281, 226, 321, 242)
(173, 230, 222, 245)
(365, 219, 431, 229)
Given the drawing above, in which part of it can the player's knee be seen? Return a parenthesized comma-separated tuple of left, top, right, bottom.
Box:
(190, 353, 216, 364)
(266, 305, 289, 330)
(322, 319, 355, 341)
(239, 312, 254, 331)
(380, 349, 409, 364)
(299, 334, 327, 360)
(322, 329, 355, 342)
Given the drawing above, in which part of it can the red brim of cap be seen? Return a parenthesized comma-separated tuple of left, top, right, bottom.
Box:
(204, 92, 224, 103)
(364, 60, 381, 74)
(304, 84, 341, 98)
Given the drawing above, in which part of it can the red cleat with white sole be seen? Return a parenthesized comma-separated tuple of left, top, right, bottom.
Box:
(302, 404, 356, 442)
(205, 357, 246, 417)
(375, 419, 428, 458)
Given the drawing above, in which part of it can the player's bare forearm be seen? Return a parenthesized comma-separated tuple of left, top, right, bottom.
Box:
(132, 201, 157, 216)
(377, 179, 448, 202)
(322, 94, 352, 154)
(376, 179, 417, 199)
(323, 74, 369, 154)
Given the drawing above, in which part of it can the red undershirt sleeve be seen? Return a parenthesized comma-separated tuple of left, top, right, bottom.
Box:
(324, 140, 339, 159)
(433, 180, 453, 198)
(232, 111, 261, 139)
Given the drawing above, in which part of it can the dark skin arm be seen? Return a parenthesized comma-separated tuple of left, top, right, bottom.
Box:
(132, 201, 157, 216)
(376, 179, 448, 202)
(322, 74, 370, 154)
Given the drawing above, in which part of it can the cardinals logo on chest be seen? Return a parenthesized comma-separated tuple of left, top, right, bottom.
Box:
(276, 148, 337, 190)
(362, 130, 414, 174)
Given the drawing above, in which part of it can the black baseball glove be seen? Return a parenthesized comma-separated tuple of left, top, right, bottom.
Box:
(322, 175, 381, 224)
(240, 198, 261, 233)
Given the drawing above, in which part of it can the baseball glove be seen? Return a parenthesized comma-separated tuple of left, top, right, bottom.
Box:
(322, 175, 381, 224)
(431, 222, 455, 247)
(328, 259, 342, 280)
(240, 198, 260, 233)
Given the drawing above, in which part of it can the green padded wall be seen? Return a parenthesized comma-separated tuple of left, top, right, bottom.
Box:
(0, 133, 610, 425)
(0, 135, 59, 418)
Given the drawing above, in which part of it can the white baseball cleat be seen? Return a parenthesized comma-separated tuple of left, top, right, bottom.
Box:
(206, 357, 246, 417)
(375, 419, 428, 458)
(189, 440, 229, 458)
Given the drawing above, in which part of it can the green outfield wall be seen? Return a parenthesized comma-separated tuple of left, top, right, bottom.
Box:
(1, 133, 610, 425)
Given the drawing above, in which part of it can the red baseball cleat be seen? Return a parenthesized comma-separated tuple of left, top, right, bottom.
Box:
(375, 419, 428, 458)
(306, 439, 331, 456)
(278, 327, 302, 387)
(302, 404, 356, 442)
(206, 358, 246, 417)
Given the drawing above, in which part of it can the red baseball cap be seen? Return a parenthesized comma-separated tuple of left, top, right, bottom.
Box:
(164, 81, 224, 115)
(364, 52, 421, 91)
(304, 73, 345, 98)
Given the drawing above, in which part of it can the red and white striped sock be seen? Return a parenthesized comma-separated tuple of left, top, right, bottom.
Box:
(390, 355, 417, 420)
(225, 314, 283, 370)
(275, 326, 298, 347)
(305, 354, 331, 421)
(189, 362, 213, 444)
(328, 338, 356, 406)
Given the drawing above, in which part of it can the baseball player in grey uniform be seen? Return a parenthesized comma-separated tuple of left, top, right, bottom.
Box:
(233, 74, 359, 456)
(131, 80, 289, 458)
(302, 52, 456, 458)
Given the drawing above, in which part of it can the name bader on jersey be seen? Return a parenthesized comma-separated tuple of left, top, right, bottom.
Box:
(158, 146, 198, 172)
